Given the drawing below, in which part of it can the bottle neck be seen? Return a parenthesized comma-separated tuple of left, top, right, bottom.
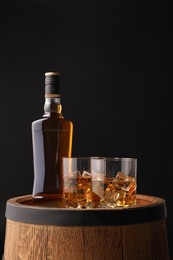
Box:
(43, 95, 63, 117)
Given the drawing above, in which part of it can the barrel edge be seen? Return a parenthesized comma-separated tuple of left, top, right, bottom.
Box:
(5, 194, 167, 226)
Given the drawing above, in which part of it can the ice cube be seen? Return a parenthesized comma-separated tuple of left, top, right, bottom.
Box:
(81, 171, 91, 178)
(116, 190, 126, 206)
(113, 172, 136, 192)
(92, 171, 105, 181)
(115, 172, 129, 181)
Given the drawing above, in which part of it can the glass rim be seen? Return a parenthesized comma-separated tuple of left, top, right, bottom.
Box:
(62, 157, 137, 161)
(62, 156, 91, 160)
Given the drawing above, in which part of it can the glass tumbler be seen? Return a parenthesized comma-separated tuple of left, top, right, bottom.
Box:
(62, 157, 92, 208)
(91, 157, 137, 208)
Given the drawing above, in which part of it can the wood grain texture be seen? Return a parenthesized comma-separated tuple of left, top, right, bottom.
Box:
(4, 219, 170, 260)
(3, 195, 170, 260)
(4, 220, 48, 260)
(122, 219, 170, 260)
(47, 226, 84, 260)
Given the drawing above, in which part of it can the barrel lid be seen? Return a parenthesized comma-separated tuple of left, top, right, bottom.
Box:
(5, 194, 167, 226)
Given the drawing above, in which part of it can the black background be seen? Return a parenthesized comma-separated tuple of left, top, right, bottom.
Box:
(0, 1, 172, 258)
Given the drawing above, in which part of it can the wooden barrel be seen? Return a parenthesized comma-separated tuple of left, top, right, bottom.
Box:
(3, 194, 170, 260)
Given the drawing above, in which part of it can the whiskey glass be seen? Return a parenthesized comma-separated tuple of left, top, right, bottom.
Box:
(62, 157, 92, 209)
(91, 157, 137, 208)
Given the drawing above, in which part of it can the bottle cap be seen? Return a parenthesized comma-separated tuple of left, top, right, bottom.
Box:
(45, 72, 61, 95)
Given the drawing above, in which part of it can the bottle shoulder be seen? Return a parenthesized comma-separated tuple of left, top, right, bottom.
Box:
(32, 116, 73, 130)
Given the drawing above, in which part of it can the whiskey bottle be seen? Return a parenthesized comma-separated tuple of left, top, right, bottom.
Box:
(32, 72, 73, 202)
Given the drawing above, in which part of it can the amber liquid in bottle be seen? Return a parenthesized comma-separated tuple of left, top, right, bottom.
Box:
(32, 72, 73, 206)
